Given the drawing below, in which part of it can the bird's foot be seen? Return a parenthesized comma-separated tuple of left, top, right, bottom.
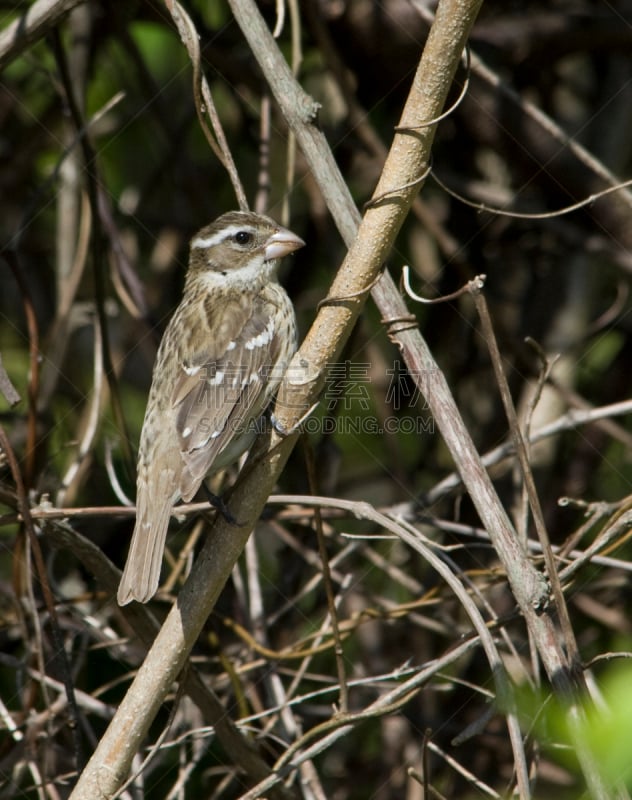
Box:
(202, 485, 242, 526)
(269, 401, 320, 436)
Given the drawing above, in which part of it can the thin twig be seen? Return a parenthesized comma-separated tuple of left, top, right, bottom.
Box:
(57, 311, 104, 506)
(468, 281, 582, 676)
(365, 162, 433, 209)
(401, 266, 485, 304)
(280, 0, 302, 227)
(117, 678, 187, 798)
(10, 493, 632, 576)
(393, 44, 470, 131)
(302, 436, 349, 713)
(6, 255, 40, 489)
(163, 0, 248, 211)
(0, 0, 84, 69)
(430, 168, 632, 220)
(236, 636, 482, 800)
(423, 397, 632, 505)
(0, 425, 85, 771)
(50, 30, 135, 473)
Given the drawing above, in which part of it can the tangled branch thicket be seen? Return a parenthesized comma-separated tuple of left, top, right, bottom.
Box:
(2, 1, 632, 798)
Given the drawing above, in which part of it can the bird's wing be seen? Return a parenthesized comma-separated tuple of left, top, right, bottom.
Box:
(171, 296, 285, 500)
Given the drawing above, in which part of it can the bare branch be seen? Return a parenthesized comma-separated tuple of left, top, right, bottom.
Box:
(0, 0, 83, 70)
(163, 0, 248, 211)
(68, 2, 490, 796)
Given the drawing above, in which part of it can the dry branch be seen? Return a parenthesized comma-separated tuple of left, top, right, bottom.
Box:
(68, 1, 489, 797)
(0, 0, 84, 70)
(226, 0, 615, 796)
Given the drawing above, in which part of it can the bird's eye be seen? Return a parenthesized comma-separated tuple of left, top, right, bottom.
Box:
(233, 230, 253, 246)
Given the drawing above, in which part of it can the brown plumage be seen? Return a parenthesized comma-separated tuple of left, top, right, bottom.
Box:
(117, 211, 304, 605)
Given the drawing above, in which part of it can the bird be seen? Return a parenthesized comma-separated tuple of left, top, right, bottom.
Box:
(117, 211, 304, 605)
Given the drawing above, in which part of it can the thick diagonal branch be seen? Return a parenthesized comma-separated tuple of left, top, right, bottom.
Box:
(68, 1, 609, 798)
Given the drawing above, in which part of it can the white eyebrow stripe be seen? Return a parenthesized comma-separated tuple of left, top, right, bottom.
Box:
(191, 225, 257, 249)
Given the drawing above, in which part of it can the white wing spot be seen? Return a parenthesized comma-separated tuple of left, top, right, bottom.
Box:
(242, 373, 261, 386)
(210, 430, 221, 439)
(182, 426, 192, 438)
(245, 320, 274, 351)
(226, 341, 236, 351)
(184, 364, 201, 376)
(210, 370, 224, 386)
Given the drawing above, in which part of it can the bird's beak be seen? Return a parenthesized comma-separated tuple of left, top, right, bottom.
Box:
(265, 227, 305, 261)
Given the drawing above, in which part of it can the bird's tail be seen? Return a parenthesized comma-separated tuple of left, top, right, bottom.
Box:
(117, 469, 175, 605)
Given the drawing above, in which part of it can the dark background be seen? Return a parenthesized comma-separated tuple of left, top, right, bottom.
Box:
(2, 1, 632, 797)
